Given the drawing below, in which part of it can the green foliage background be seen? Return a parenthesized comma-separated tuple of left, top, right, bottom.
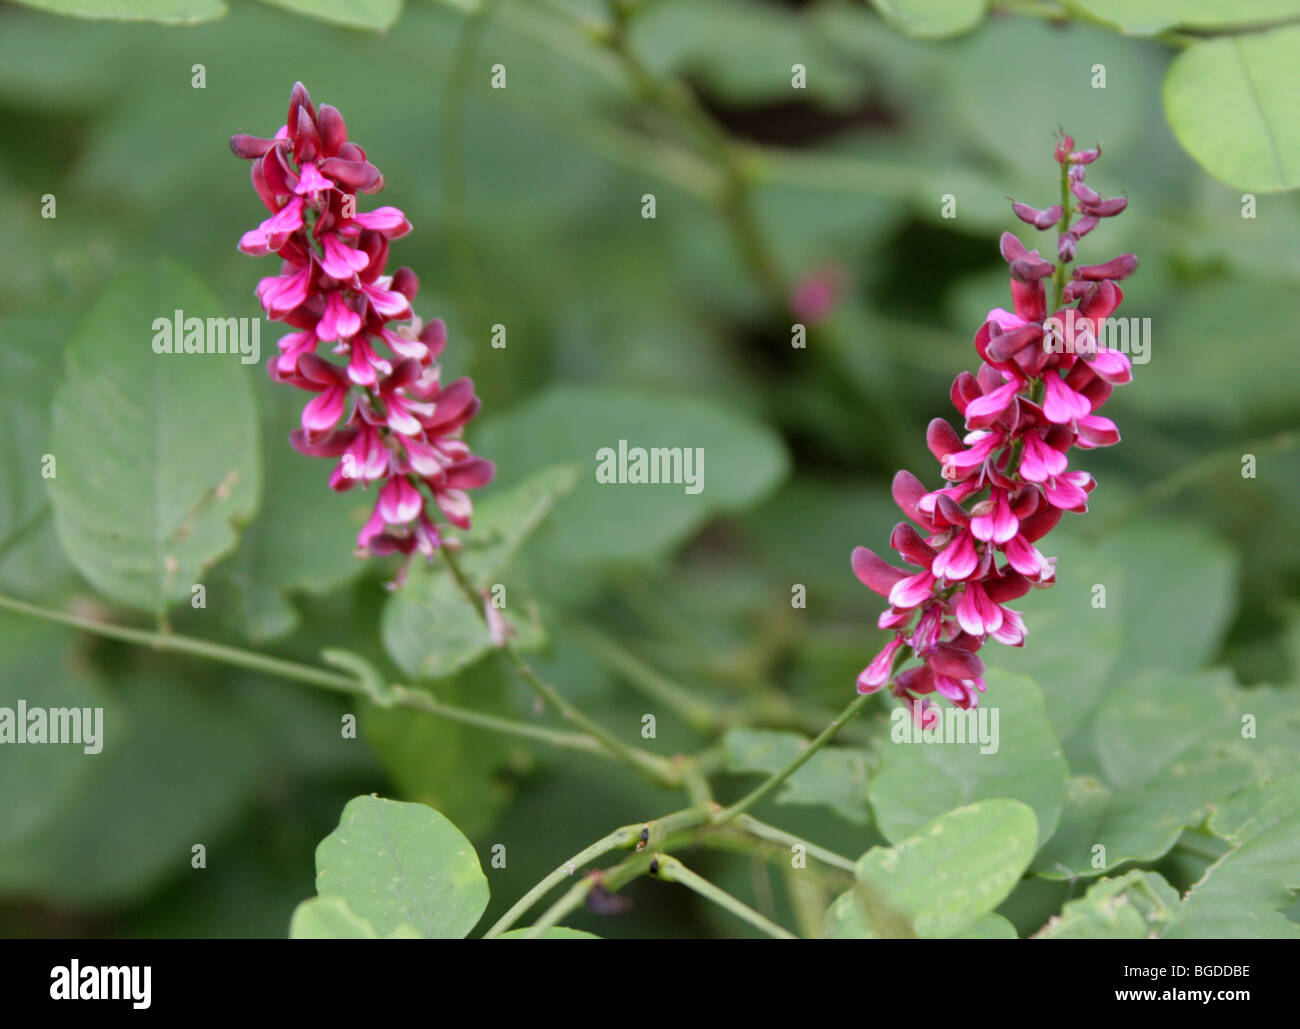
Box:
(1, 0, 1298, 938)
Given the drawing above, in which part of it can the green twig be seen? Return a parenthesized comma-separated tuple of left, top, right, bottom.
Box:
(651, 853, 797, 939)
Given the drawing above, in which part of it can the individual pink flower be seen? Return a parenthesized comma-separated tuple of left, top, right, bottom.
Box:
(851, 132, 1136, 718)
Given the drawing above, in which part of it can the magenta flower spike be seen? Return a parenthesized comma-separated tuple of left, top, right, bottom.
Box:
(231, 83, 493, 585)
(852, 133, 1137, 727)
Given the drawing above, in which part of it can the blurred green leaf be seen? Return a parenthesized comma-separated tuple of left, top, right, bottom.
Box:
(826, 799, 1038, 938)
(0, 677, 262, 908)
(48, 262, 261, 616)
(1034, 670, 1256, 879)
(289, 895, 422, 938)
(869, 670, 1068, 849)
(496, 926, 601, 939)
(1165, 771, 1300, 938)
(0, 316, 64, 550)
(1164, 27, 1300, 193)
(474, 385, 788, 566)
(952, 912, 1018, 938)
(9, 0, 227, 23)
(456, 465, 580, 589)
(1068, 0, 1300, 35)
(0, 617, 122, 849)
(870, 0, 987, 40)
(314, 795, 490, 938)
(723, 727, 871, 824)
(212, 375, 368, 641)
(1037, 870, 1181, 939)
(253, 0, 402, 31)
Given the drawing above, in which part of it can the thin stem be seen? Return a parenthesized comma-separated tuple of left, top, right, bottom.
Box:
(652, 854, 797, 939)
(522, 850, 657, 938)
(566, 621, 719, 732)
(0, 594, 609, 758)
(440, 547, 679, 787)
(482, 823, 643, 938)
(713, 691, 874, 823)
(733, 815, 857, 873)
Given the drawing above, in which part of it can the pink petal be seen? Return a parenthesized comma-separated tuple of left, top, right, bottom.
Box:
(1042, 373, 1092, 424)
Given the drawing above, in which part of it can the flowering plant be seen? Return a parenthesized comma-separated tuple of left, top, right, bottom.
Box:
(853, 135, 1137, 724)
(231, 84, 493, 584)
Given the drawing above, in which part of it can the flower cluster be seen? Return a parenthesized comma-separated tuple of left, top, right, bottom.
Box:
(231, 83, 493, 582)
(852, 133, 1136, 726)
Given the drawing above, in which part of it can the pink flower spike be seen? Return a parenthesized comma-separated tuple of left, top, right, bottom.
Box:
(1041, 373, 1092, 424)
(858, 637, 904, 694)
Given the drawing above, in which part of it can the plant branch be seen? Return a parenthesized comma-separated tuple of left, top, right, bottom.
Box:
(651, 853, 797, 939)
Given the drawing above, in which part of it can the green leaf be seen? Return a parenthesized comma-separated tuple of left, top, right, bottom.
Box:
(252, 0, 402, 31)
(381, 560, 545, 679)
(722, 728, 871, 824)
(1164, 27, 1300, 193)
(363, 669, 520, 838)
(0, 316, 66, 550)
(455, 465, 580, 590)
(870, 670, 1067, 849)
(473, 385, 788, 567)
(289, 896, 422, 938)
(1033, 670, 1256, 879)
(1165, 772, 1300, 939)
(0, 677, 262, 908)
(314, 795, 490, 938)
(213, 375, 369, 641)
(1037, 870, 1181, 939)
(496, 927, 601, 939)
(8, 0, 226, 23)
(1067, 0, 1300, 35)
(871, 0, 988, 39)
(992, 536, 1122, 738)
(825, 799, 1038, 939)
(48, 262, 261, 617)
(952, 913, 1018, 939)
(0, 617, 122, 849)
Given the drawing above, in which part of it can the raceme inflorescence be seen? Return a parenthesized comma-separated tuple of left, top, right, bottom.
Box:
(852, 133, 1137, 726)
(231, 83, 493, 584)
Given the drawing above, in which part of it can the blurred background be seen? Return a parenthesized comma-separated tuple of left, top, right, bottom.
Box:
(1, 0, 1297, 938)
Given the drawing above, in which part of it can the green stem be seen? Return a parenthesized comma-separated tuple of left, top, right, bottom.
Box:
(733, 815, 857, 873)
(0, 593, 610, 758)
(440, 547, 679, 787)
(652, 854, 797, 939)
(713, 691, 874, 823)
(566, 621, 720, 732)
(482, 823, 644, 938)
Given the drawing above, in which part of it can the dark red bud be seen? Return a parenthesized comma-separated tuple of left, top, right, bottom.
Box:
(926, 418, 963, 461)
(391, 266, 419, 300)
(1070, 181, 1101, 205)
(1074, 253, 1138, 281)
(950, 371, 982, 414)
(1081, 196, 1127, 217)
(317, 104, 348, 157)
(1012, 201, 1064, 230)
(317, 157, 380, 192)
(287, 82, 315, 137)
(230, 133, 277, 159)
